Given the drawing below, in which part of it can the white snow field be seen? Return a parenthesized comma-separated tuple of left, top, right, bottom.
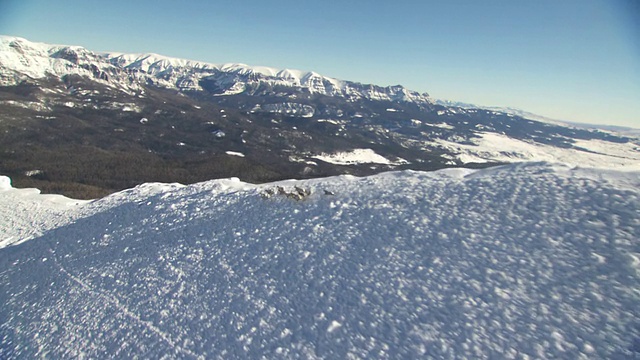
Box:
(0, 163, 639, 358)
(313, 148, 407, 166)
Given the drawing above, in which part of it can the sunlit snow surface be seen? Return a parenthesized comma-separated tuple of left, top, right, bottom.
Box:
(1, 163, 639, 358)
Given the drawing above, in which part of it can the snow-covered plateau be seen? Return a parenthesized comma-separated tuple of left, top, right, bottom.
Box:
(1, 162, 639, 358)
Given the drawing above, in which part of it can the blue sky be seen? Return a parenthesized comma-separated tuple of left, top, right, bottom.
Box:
(1, 0, 638, 127)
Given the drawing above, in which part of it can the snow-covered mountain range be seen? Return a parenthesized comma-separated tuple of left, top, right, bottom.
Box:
(0, 35, 639, 199)
(1, 162, 639, 358)
(0, 36, 430, 104)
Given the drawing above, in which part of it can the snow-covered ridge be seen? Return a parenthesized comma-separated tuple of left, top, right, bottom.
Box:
(433, 98, 571, 126)
(0, 175, 87, 249)
(0, 35, 431, 103)
(0, 162, 638, 358)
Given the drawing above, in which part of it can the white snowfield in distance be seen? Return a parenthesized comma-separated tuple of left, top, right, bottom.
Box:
(0, 162, 639, 358)
(225, 151, 245, 158)
(431, 132, 640, 170)
(313, 148, 408, 166)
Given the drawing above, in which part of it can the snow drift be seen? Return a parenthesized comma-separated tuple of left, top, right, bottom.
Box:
(0, 163, 639, 358)
(0, 176, 87, 249)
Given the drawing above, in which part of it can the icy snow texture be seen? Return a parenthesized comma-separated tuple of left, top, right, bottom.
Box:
(0, 163, 639, 358)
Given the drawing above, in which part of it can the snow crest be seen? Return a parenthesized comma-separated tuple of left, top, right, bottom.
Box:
(0, 176, 87, 248)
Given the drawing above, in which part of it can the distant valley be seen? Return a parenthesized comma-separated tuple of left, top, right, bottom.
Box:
(1, 35, 638, 198)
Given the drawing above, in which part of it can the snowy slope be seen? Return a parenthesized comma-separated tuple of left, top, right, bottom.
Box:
(1, 162, 639, 358)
